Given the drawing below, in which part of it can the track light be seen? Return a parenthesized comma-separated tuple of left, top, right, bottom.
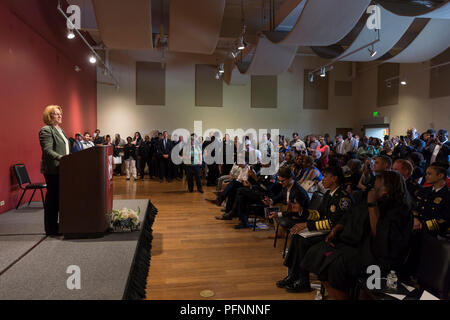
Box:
(368, 44, 377, 57)
(400, 78, 407, 86)
(309, 73, 314, 83)
(320, 67, 326, 78)
(238, 35, 246, 50)
(89, 55, 97, 64)
(386, 81, 391, 88)
(219, 63, 224, 74)
(67, 28, 75, 40)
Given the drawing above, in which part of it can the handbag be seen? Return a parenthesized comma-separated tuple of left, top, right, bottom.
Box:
(113, 156, 122, 165)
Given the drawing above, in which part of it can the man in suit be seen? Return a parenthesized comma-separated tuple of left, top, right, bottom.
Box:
(138, 135, 152, 180)
(70, 133, 84, 153)
(406, 128, 425, 153)
(158, 131, 172, 182)
(424, 129, 450, 165)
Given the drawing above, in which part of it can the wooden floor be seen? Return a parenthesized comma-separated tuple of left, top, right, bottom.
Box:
(114, 176, 317, 300)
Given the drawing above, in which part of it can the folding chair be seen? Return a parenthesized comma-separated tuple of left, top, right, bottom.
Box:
(13, 164, 46, 209)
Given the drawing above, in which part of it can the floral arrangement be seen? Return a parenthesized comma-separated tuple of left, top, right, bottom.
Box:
(111, 207, 141, 232)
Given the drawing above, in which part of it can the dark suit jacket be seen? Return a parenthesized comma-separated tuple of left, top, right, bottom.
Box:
(71, 140, 83, 153)
(272, 182, 311, 218)
(424, 141, 450, 164)
(39, 125, 69, 175)
(157, 139, 173, 158)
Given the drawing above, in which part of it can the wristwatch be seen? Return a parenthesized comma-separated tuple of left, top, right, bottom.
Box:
(367, 202, 378, 208)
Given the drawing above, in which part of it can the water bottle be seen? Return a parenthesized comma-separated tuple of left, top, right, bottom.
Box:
(314, 289, 323, 300)
(386, 270, 398, 289)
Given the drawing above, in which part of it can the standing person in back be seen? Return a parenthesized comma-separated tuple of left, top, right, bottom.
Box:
(158, 131, 172, 182)
(39, 105, 70, 236)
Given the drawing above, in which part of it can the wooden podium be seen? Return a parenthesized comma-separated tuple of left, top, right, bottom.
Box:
(59, 146, 113, 238)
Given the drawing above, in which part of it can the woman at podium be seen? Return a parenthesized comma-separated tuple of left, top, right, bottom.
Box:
(39, 105, 70, 236)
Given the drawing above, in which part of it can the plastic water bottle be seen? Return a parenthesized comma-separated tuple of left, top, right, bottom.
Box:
(314, 289, 323, 300)
(386, 270, 398, 289)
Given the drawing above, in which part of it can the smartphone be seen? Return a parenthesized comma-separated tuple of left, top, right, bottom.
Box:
(265, 207, 279, 219)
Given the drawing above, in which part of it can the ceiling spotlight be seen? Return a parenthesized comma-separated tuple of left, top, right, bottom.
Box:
(219, 63, 225, 74)
(400, 78, 407, 86)
(320, 67, 326, 78)
(309, 73, 314, 83)
(89, 55, 97, 64)
(386, 81, 391, 88)
(238, 35, 245, 50)
(368, 45, 377, 57)
(67, 29, 75, 40)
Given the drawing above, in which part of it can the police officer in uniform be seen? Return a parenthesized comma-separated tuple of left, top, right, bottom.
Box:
(413, 163, 449, 237)
(274, 166, 352, 293)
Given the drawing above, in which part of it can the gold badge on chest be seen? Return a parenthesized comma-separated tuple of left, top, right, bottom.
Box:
(434, 197, 442, 204)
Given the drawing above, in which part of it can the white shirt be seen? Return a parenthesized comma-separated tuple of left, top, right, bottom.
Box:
(230, 164, 240, 179)
(430, 144, 441, 164)
(55, 126, 69, 156)
(237, 166, 249, 183)
(81, 140, 95, 150)
(293, 140, 306, 151)
(344, 138, 357, 154)
(335, 141, 345, 155)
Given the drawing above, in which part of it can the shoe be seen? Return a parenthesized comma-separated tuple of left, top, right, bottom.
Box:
(234, 223, 254, 229)
(126, 178, 130, 181)
(221, 209, 226, 212)
(205, 198, 219, 206)
(188, 190, 194, 193)
(215, 213, 232, 220)
(198, 190, 204, 194)
(46, 232, 62, 237)
(285, 280, 312, 293)
(276, 276, 296, 288)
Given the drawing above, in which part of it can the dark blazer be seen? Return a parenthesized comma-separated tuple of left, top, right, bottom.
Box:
(71, 140, 83, 153)
(157, 138, 172, 158)
(423, 141, 450, 164)
(39, 125, 69, 175)
(272, 182, 311, 218)
(123, 143, 137, 160)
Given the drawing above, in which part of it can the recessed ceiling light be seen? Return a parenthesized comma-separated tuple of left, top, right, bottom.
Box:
(89, 55, 97, 64)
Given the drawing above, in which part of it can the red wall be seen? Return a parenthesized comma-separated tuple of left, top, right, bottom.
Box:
(0, 0, 97, 214)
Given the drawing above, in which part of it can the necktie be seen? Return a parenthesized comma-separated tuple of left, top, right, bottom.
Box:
(191, 146, 195, 164)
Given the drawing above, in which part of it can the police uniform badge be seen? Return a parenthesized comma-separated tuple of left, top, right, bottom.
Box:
(434, 197, 442, 204)
(330, 205, 336, 213)
(339, 197, 351, 210)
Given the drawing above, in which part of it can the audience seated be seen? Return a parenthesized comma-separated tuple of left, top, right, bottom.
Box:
(274, 166, 352, 293)
(80, 132, 95, 149)
(71, 126, 448, 299)
(302, 171, 413, 300)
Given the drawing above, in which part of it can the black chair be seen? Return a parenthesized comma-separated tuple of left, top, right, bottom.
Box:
(353, 232, 450, 300)
(416, 232, 450, 299)
(248, 203, 266, 231)
(273, 191, 324, 258)
(13, 164, 46, 209)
